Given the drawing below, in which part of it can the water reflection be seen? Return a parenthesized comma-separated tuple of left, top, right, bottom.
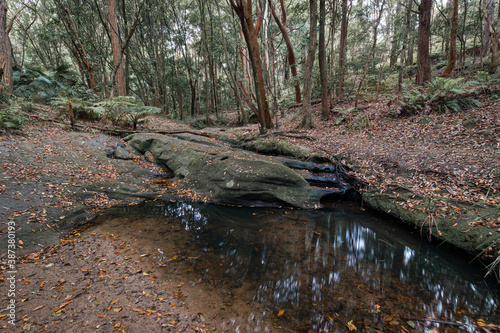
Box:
(109, 201, 500, 332)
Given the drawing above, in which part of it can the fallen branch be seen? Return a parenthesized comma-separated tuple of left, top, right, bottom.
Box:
(27, 114, 216, 139)
(240, 130, 315, 142)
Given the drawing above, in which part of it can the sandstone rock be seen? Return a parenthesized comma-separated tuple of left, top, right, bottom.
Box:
(125, 133, 341, 208)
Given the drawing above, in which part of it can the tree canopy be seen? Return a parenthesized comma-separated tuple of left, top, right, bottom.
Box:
(1, 0, 498, 129)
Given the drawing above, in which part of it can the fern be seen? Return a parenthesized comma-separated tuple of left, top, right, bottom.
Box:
(398, 78, 480, 116)
(13, 64, 87, 102)
(0, 106, 25, 129)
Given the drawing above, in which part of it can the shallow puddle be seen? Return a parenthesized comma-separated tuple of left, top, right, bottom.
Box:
(87, 201, 500, 332)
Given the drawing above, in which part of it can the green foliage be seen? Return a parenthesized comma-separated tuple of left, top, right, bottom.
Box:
(13, 64, 90, 102)
(0, 106, 25, 130)
(348, 114, 371, 131)
(476, 71, 500, 89)
(397, 78, 481, 116)
(50, 97, 105, 121)
(51, 96, 161, 129)
(95, 96, 162, 129)
(0, 83, 10, 104)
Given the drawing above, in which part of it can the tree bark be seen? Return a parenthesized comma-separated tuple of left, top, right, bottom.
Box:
(338, 0, 349, 96)
(482, 0, 495, 58)
(398, 0, 413, 92)
(0, 0, 12, 93)
(318, 0, 328, 119)
(299, 0, 318, 129)
(268, 0, 301, 103)
(215, 0, 247, 124)
(441, 0, 458, 77)
(416, 0, 432, 85)
(108, 0, 126, 96)
(329, 0, 337, 104)
(230, 0, 273, 133)
(483, 0, 500, 73)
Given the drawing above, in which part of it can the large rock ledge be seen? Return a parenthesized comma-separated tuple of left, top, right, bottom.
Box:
(363, 185, 499, 258)
(125, 133, 351, 209)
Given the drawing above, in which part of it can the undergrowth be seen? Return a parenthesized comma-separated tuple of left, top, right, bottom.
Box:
(396, 78, 481, 116)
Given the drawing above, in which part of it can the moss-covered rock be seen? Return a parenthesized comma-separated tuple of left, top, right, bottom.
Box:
(362, 185, 499, 256)
(126, 133, 332, 208)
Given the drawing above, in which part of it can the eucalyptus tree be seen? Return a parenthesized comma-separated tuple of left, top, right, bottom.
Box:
(338, 0, 350, 96)
(0, 0, 13, 92)
(441, 0, 458, 76)
(268, 0, 301, 103)
(483, 0, 500, 73)
(107, 0, 125, 96)
(229, 0, 273, 133)
(299, 0, 317, 129)
(416, 0, 432, 85)
(318, 0, 328, 119)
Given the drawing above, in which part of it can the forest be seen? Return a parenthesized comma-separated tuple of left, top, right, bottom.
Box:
(0, 0, 498, 130)
(0, 0, 500, 332)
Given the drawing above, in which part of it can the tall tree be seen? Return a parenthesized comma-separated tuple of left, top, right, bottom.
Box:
(107, 0, 126, 96)
(483, 0, 500, 73)
(0, 0, 12, 93)
(482, 0, 496, 58)
(318, 0, 328, 119)
(441, 0, 459, 77)
(416, 0, 432, 85)
(299, 0, 318, 129)
(338, 0, 349, 96)
(398, 0, 413, 92)
(230, 0, 272, 133)
(268, 0, 301, 103)
(215, 0, 247, 124)
(53, 0, 97, 92)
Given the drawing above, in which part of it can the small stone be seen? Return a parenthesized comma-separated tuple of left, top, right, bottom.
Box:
(114, 147, 132, 160)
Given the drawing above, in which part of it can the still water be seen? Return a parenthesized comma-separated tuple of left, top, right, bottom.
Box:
(92, 201, 500, 332)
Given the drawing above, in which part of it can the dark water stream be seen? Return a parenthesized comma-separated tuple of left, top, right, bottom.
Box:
(90, 201, 500, 332)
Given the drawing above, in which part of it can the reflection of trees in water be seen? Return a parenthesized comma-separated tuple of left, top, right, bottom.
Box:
(133, 202, 499, 332)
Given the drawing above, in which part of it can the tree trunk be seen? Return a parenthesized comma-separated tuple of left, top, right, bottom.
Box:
(215, 0, 247, 124)
(230, 0, 273, 133)
(483, 0, 500, 73)
(318, 0, 328, 119)
(53, 0, 97, 93)
(0, 0, 12, 94)
(399, 0, 413, 92)
(441, 0, 458, 77)
(416, 0, 432, 85)
(268, 0, 301, 103)
(389, 4, 400, 68)
(329, 0, 337, 104)
(108, 0, 126, 96)
(338, 0, 349, 97)
(299, 0, 318, 129)
(482, 0, 495, 58)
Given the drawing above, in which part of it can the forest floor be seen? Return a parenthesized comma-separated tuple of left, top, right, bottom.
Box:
(0, 95, 499, 332)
